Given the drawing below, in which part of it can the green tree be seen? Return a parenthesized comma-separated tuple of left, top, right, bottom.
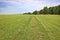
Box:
(32, 10, 38, 15)
(48, 7, 54, 14)
(24, 5, 60, 15)
(57, 5, 60, 14)
(43, 7, 49, 14)
(27, 12, 32, 14)
(39, 10, 44, 14)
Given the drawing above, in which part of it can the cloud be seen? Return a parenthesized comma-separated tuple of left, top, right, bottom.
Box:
(0, 0, 60, 14)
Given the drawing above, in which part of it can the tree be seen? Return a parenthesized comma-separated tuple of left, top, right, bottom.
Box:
(57, 5, 60, 14)
(27, 12, 32, 14)
(24, 5, 60, 15)
(24, 12, 31, 15)
(43, 7, 49, 14)
(48, 7, 54, 14)
(32, 10, 38, 15)
(39, 10, 44, 14)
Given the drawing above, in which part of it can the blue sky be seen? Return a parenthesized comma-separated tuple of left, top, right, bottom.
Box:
(0, 0, 60, 14)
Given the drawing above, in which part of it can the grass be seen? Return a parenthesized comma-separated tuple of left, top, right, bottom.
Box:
(0, 15, 60, 40)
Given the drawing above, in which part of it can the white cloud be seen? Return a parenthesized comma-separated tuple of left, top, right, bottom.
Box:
(0, 0, 60, 13)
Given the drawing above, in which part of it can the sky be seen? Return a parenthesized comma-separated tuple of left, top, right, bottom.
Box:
(0, 0, 60, 14)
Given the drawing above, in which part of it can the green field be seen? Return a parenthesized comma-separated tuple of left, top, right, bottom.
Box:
(0, 15, 60, 40)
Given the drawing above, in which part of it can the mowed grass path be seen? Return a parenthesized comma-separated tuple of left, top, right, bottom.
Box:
(0, 15, 60, 40)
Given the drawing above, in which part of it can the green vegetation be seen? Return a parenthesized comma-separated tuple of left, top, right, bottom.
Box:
(0, 15, 60, 40)
(24, 5, 60, 15)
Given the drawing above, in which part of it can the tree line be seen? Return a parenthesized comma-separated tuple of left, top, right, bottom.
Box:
(24, 5, 60, 15)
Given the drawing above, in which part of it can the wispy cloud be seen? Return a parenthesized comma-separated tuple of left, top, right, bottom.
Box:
(0, 0, 60, 14)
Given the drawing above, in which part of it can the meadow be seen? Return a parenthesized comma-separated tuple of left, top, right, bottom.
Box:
(0, 15, 60, 40)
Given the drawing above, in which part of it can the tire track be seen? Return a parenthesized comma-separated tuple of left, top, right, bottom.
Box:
(36, 16, 60, 40)
(26, 16, 41, 40)
(35, 16, 52, 40)
(10, 16, 32, 40)
(27, 16, 50, 40)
